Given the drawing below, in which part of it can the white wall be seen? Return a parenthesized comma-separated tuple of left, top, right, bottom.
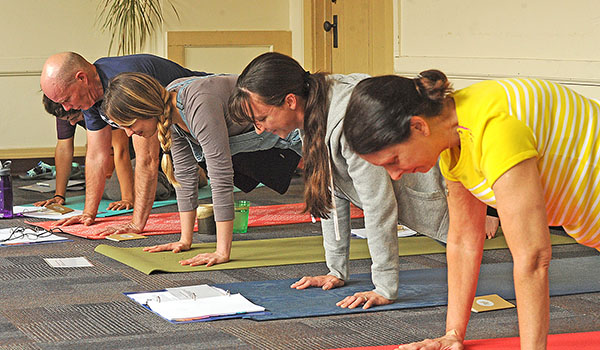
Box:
(394, 0, 600, 97)
(8, 0, 599, 156)
(0, 0, 303, 157)
(0, 0, 113, 157)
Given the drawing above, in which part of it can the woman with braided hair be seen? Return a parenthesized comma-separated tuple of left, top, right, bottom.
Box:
(102, 72, 302, 267)
(227, 52, 499, 309)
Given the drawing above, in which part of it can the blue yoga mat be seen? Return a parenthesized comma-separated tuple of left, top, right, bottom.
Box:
(214, 255, 600, 321)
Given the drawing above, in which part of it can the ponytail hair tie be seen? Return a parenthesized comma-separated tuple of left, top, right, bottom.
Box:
(163, 149, 171, 155)
(303, 70, 311, 92)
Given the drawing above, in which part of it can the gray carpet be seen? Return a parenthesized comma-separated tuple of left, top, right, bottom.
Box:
(1, 175, 599, 350)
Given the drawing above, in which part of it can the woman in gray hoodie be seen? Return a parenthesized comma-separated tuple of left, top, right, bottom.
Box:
(228, 52, 496, 309)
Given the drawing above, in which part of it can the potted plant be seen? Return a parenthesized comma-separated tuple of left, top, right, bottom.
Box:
(96, 0, 178, 55)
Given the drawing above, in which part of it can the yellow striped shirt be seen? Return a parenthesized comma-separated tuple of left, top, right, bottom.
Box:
(440, 78, 600, 249)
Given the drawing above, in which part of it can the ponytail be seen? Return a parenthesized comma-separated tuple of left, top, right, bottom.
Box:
(302, 73, 333, 218)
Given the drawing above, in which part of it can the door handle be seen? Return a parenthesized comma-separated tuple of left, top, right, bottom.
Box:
(323, 15, 338, 48)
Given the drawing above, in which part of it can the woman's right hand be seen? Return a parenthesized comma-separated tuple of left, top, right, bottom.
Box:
(290, 275, 345, 290)
(395, 330, 463, 350)
(143, 241, 191, 254)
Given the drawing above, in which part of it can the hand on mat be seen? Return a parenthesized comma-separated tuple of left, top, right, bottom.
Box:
(179, 251, 230, 267)
(485, 215, 500, 239)
(336, 291, 393, 310)
(395, 329, 463, 350)
(290, 275, 345, 290)
(144, 241, 191, 254)
(106, 200, 134, 211)
(55, 213, 95, 227)
(100, 222, 142, 237)
(34, 196, 64, 207)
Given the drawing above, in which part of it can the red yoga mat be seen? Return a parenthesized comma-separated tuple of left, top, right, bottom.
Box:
(320, 331, 600, 350)
(27, 212, 194, 240)
(247, 203, 364, 227)
(27, 203, 365, 239)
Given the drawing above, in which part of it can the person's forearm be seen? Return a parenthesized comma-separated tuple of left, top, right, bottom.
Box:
(131, 135, 159, 230)
(84, 152, 110, 217)
(445, 234, 485, 339)
(444, 180, 487, 341)
(513, 257, 550, 350)
(179, 210, 196, 245)
(54, 139, 74, 198)
(215, 220, 233, 258)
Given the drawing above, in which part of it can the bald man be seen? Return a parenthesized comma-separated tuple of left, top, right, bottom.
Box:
(41, 52, 208, 235)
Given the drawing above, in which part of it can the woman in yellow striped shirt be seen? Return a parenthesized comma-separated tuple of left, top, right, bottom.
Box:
(343, 70, 600, 350)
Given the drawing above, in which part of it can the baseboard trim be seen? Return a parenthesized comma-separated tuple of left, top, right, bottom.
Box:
(0, 147, 86, 159)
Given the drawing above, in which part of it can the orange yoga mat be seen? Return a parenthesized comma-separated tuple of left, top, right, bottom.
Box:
(27, 212, 195, 240)
(247, 203, 364, 227)
(321, 331, 600, 350)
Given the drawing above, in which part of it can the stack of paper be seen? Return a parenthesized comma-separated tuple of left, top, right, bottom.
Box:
(126, 284, 266, 323)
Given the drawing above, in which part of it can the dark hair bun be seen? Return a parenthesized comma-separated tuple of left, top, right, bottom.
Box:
(417, 69, 452, 103)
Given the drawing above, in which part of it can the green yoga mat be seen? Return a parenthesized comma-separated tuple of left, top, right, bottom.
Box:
(94, 233, 576, 275)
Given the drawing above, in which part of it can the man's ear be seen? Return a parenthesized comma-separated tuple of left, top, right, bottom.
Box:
(410, 116, 431, 137)
(74, 71, 87, 83)
(284, 93, 298, 110)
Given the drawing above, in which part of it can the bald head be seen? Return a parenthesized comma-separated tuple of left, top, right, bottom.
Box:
(41, 52, 89, 88)
(41, 52, 103, 111)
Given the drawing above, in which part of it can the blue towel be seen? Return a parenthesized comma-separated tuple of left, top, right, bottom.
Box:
(214, 255, 600, 321)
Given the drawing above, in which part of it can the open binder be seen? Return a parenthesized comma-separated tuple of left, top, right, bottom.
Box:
(125, 284, 268, 323)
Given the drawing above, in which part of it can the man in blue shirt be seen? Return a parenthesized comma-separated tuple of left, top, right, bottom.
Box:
(40, 52, 208, 235)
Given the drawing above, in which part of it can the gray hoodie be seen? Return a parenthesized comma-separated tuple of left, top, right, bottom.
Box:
(322, 74, 449, 300)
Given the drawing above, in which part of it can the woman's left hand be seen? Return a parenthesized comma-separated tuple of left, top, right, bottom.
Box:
(179, 251, 230, 267)
(336, 290, 393, 309)
(107, 200, 134, 211)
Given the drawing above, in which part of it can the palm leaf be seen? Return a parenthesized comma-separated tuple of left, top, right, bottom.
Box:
(96, 0, 179, 56)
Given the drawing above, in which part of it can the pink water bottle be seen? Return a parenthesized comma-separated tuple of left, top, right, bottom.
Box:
(0, 160, 13, 219)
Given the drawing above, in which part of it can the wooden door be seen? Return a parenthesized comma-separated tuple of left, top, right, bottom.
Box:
(304, 0, 394, 75)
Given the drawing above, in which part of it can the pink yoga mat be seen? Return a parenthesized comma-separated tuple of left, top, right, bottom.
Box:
(320, 331, 600, 350)
(247, 203, 364, 227)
